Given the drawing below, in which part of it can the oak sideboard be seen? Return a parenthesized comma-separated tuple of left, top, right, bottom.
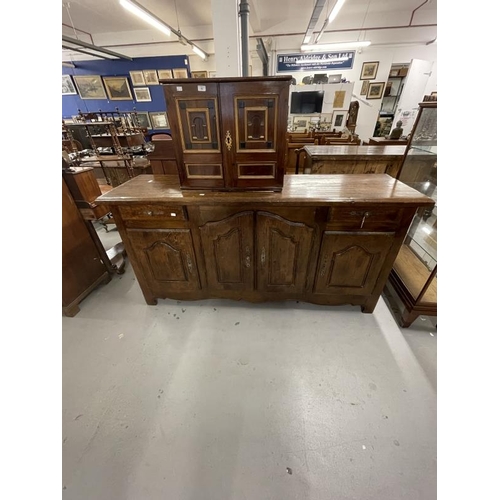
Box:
(96, 174, 434, 313)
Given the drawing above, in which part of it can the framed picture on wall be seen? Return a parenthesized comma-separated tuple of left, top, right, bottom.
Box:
(62, 75, 77, 95)
(149, 111, 169, 129)
(133, 87, 152, 102)
(129, 70, 146, 86)
(360, 61, 379, 80)
(191, 70, 208, 78)
(172, 68, 189, 78)
(73, 75, 107, 99)
(360, 80, 369, 96)
(103, 76, 133, 100)
(142, 70, 159, 85)
(366, 82, 385, 99)
(157, 69, 173, 80)
(332, 111, 346, 129)
(292, 115, 311, 132)
(134, 112, 152, 129)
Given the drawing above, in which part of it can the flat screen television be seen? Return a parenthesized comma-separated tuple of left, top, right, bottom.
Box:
(290, 91, 324, 114)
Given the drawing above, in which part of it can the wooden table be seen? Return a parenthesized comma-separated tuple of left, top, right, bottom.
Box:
(366, 137, 409, 146)
(96, 174, 434, 313)
(303, 145, 406, 177)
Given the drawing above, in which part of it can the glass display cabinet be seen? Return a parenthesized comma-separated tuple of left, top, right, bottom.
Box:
(387, 101, 437, 327)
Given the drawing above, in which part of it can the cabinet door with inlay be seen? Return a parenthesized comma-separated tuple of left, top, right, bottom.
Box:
(126, 229, 201, 293)
(314, 232, 393, 295)
(199, 211, 254, 291)
(256, 212, 315, 293)
(164, 82, 225, 189)
(220, 80, 289, 189)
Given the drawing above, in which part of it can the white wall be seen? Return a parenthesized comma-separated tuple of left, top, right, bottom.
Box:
(271, 44, 437, 142)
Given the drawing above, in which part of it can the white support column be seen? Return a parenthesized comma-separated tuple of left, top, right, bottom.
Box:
(211, 0, 242, 76)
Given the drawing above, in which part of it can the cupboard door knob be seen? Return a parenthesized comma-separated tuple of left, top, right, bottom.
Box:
(225, 130, 232, 151)
(360, 211, 370, 228)
(261, 247, 266, 265)
(245, 246, 251, 268)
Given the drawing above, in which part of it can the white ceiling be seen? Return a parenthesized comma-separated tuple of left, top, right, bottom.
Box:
(62, 0, 437, 60)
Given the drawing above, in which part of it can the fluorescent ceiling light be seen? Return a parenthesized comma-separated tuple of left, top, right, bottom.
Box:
(328, 0, 346, 24)
(303, 35, 311, 44)
(301, 41, 371, 51)
(192, 45, 208, 61)
(119, 0, 172, 36)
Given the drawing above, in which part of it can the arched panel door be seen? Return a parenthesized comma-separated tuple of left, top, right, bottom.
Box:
(314, 232, 394, 295)
(256, 212, 314, 293)
(199, 211, 254, 292)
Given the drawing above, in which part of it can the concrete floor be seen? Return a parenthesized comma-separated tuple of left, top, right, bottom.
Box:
(62, 226, 437, 500)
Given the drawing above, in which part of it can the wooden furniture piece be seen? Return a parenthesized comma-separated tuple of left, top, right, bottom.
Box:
(367, 137, 409, 146)
(147, 134, 179, 176)
(346, 100, 359, 134)
(162, 76, 292, 191)
(62, 167, 127, 274)
(63, 177, 111, 317)
(64, 116, 151, 187)
(285, 139, 318, 175)
(302, 145, 406, 176)
(96, 174, 434, 313)
(386, 101, 437, 327)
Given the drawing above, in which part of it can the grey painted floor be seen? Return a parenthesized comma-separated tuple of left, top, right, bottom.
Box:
(62, 226, 437, 500)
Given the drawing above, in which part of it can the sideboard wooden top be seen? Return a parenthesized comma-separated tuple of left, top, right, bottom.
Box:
(96, 174, 434, 207)
(304, 145, 407, 160)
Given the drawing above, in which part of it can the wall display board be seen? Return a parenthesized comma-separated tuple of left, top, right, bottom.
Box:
(276, 52, 355, 72)
(62, 55, 190, 132)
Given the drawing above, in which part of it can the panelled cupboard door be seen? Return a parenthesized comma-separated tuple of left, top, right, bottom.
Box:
(314, 232, 394, 295)
(126, 229, 201, 292)
(256, 212, 315, 293)
(220, 80, 289, 189)
(199, 211, 254, 291)
(165, 82, 225, 189)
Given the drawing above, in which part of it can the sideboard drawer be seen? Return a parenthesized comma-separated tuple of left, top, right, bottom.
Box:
(119, 204, 187, 221)
(328, 206, 402, 230)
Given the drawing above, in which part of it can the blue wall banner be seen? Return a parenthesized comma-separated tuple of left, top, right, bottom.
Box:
(276, 52, 355, 72)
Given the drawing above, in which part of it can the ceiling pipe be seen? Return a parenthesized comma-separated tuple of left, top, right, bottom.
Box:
(62, 44, 112, 60)
(239, 0, 250, 76)
(409, 0, 430, 26)
(62, 34, 133, 60)
(62, 23, 95, 44)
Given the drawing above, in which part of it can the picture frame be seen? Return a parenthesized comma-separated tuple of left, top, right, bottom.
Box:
(62, 75, 77, 95)
(103, 76, 133, 100)
(209, 71, 217, 78)
(172, 68, 189, 79)
(366, 82, 385, 99)
(333, 111, 346, 129)
(360, 61, 379, 80)
(292, 115, 311, 132)
(390, 69, 399, 77)
(360, 80, 369, 96)
(134, 112, 152, 130)
(73, 75, 107, 99)
(142, 70, 159, 85)
(191, 70, 208, 78)
(157, 69, 173, 80)
(129, 70, 146, 86)
(149, 111, 169, 129)
(133, 87, 152, 102)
